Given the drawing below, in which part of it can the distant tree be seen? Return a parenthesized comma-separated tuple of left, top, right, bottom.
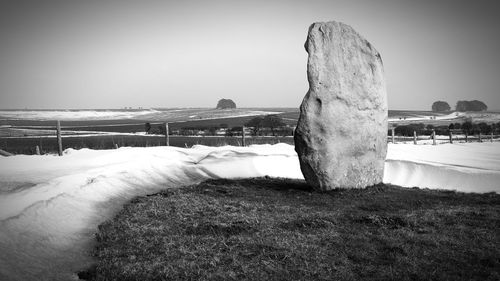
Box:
(244, 117, 264, 136)
(225, 126, 242, 137)
(434, 125, 450, 135)
(394, 125, 413, 136)
(432, 101, 451, 112)
(477, 122, 492, 134)
(455, 100, 487, 112)
(395, 123, 427, 136)
(216, 99, 236, 109)
(207, 127, 217, 136)
(145, 124, 165, 135)
(262, 115, 286, 136)
(462, 121, 473, 135)
(156, 125, 166, 135)
(495, 122, 500, 134)
(494, 122, 500, 134)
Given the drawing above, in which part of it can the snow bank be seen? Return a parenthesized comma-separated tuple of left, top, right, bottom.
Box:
(0, 143, 499, 280)
(0, 144, 301, 281)
(384, 142, 500, 193)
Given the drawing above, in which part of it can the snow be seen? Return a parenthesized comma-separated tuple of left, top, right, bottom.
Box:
(387, 111, 500, 123)
(0, 142, 499, 280)
(0, 108, 282, 121)
(0, 109, 160, 120)
(384, 142, 500, 193)
(0, 144, 300, 281)
(388, 111, 462, 122)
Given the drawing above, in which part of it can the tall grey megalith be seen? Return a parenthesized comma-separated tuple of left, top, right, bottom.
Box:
(294, 21, 388, 190)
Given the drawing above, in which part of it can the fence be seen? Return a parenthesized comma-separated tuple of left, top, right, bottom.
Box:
(388, 128, 498, 145)
(1, 121, 499, 156)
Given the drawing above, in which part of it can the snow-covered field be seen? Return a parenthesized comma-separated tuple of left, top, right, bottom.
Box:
(388, 111, 500, 123)
(0, 108, 282, 121)
(0, 143, 499, 280)
(388, 111, 461, 122)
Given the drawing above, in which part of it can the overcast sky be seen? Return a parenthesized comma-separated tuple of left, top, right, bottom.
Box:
(0, 0, 499, 110)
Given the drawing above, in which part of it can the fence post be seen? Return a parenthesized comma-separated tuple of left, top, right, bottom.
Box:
(165, 122, 170, 146)
(56, 120, 63, 156)
(242, 126, 246, 147)
(491, 132, 494, 142)
(35, 145, 41, 155)
(465, 133, 468, 143)
(479, 132, 482, 142)
(432, 129, 436, 145)
(391, 128, 395, 144)
(449, 131, 453, 144)
(413, 131, 417, 145)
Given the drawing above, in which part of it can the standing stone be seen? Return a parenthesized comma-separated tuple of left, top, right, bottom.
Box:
(294, 21, 388, 190)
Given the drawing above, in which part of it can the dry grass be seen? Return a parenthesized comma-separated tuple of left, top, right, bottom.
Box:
(81, 178, 500, 281)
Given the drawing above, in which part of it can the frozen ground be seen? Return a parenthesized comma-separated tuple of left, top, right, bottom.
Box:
(0, 143, 499, 280)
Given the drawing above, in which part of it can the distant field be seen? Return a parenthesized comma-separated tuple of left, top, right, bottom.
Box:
(3, 109, 499, 133)
(0, 108, 291, 122)
(0, 109, 298, 133)
(2, 108, 499, 155)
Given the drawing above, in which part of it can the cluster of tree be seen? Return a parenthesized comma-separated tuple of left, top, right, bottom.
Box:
(431, 101, 451, 112)
(449, 121, 499, 135)
(244, 115, 287, 136)
(392, 121, 500, 136)
(145, 122, 168, 135)
(431, 100, 487, 112)
(216, 99, 236, 109)
(144, 115, 291, 136)
(455, 100, 487, 112)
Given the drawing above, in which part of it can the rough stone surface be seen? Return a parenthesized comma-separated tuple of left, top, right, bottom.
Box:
(216, 99, 237, 109)
(294, 21, 388, 190)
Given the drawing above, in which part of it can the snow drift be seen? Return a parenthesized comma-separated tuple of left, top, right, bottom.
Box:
(0, 144, 301, 281)
(0, 143, 499, 280)
(384, 142, 500, 193)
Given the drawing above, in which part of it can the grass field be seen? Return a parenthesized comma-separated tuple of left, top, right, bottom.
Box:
(80, 178, 500, 281)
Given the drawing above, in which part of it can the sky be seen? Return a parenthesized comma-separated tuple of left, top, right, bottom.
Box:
(0, 0, 499, 110)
